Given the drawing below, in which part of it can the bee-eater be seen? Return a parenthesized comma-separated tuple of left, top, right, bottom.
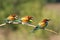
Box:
(20, 16, 36, 27)
(32, 19, 49, 31)
(21, 16, 33, 24)
(32, 19, 57, 34)
(5, 14, 18, 24)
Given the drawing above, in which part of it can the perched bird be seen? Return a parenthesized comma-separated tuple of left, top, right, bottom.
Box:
(7, 14, 18, 20)
(0, 14, 20, 26)
(5, 14, 19, 24)
(32, 19, 50, 32)
(32, 19, 57, 34)
(21, 16, 33, 24)
(20, 16, 35, 27)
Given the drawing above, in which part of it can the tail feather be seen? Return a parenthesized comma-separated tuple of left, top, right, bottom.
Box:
(31, 26, 40, 32)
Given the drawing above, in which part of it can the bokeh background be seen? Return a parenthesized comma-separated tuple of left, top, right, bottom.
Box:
(0, 0, 60, 40)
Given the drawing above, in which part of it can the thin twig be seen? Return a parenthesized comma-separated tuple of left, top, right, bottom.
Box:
(0, 23, 6, 26)
(24, 23, 36, 27)
(45, 28, 58, 34)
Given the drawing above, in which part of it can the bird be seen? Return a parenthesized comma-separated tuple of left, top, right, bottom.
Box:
(5, 14, 18, 24)
(20, 16, 35, 27)
(7, 14, 18, 20)
(32, 19, 50, 32)
(0, 14, 20, 26)
(21, 16, 33, 24)
(32, 19, 57, 34)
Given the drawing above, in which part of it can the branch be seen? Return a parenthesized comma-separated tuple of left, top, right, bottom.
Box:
(0, 23, 6, 26)
(0, 22, 20, 27)
(45, 28, 58, 34)
(25, 23, 36, 28)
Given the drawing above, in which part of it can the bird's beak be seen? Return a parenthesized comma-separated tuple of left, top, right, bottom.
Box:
(31, 17, 33, 20)
(47, 19, 51, 21)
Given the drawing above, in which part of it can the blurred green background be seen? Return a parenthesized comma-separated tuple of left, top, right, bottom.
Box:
(0, 0, 60, 40)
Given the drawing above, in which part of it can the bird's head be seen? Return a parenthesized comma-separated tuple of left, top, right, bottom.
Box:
(11, 14, 18, 19)
(25, 16, 33, 20)
(12, 14, 18, 17)
(42, 19, 50, 22)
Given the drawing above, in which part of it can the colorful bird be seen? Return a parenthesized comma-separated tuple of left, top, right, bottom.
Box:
(5, 14, 18, 24)
(21, 16, 33, 24)
(32, 19, 50, 30)
(20, 16, 36, 27)
(32, 19, 57, 34)
(0, 14, 20, 26)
